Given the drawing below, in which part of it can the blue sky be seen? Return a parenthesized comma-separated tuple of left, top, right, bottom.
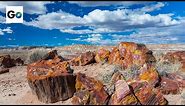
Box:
(0, 1, 185, 47)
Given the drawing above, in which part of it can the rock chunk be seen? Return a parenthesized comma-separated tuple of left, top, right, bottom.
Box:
(108, 42, 156, 69)
(72, 73, 109, 105)
(69, 51, 95, 66)
(109, 80, 139, 105)
(0, 55, 15, 68)
(139, 64, 160, 87)
(164, 51, 185, 72)
(14, 57, 24, 66)
(0, 67, 9, 74)
(129, 81, 168, 105)
(159, 77, 180, 95)
(27, 50, 76, 103)
(95, 48, 110, 63)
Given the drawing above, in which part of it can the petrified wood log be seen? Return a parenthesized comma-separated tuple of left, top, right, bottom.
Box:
(14, 57, 24, 66)
(95, 48, 110, 63)
(109, 80, 139, 105)
(27, 58, 76, 103)
(108, 42, 156, 69)
(0, 55, 16, 68)
(69, 51, 95, 66)
(138, 64, 160, 87)
(159, 77, 180, 95)
(164, 51, 185, 72)
(0, 67, 9, 74)
(72, 73, 109, 105)
(129, 81, 168, 105)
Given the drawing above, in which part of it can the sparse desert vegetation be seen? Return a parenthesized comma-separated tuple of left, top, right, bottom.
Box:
(26, 49, 48, 64)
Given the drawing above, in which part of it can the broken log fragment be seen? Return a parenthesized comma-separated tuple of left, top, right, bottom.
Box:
(0, 67, 9, 74)
(27, 55, 76, 103)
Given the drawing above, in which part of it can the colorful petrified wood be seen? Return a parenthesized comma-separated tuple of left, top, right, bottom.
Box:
(69, 51, 95, 66)
(109, 80, 139, 105)
(129, 81, 168, 105)
(139, 64, 160, 87)
(108, 42, 156, 69)
(159, 76, 181, 94)
(95, 48, 110, 63)
(72, 73, 109, 105)
(27, 50, 76, 103)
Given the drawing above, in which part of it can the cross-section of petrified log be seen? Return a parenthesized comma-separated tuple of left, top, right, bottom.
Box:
(71, 73, 109, 105)
(27, 51, 76, 103)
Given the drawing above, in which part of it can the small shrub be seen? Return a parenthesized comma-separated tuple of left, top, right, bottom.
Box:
(120, 64, 141, 81)
(100, 64, 121, 84)
(153, 50, 165, 62)
(27, 49, 48, 64)
(156, 60, 182, 76)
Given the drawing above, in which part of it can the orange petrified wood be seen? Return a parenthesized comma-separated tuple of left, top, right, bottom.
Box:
(27, 50, 76, 103)
(129, 81, 168, 105)
(95, 48, 110, 63)
(108, 42, 156, 69)
(72, 73, 109, 105)
(69, 51, 95, 66)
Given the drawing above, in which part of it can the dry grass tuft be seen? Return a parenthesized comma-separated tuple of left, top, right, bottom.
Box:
(26, 49, 48, 64)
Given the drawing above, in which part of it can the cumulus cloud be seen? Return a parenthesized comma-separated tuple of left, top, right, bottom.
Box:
(0, 27, 13, 35)
(24, 8, 180, 34)
(24, 10, 84, 30)
(68, 18, 185, 45)
(0, 1, 50, 14)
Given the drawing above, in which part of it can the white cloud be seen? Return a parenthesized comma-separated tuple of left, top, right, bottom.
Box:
(0, 1, 50, 14)
(24, 8, 180, 34)
(0, 27, 13, 35)
(68, 1, 150, 7)
(67, 18, 185, 45)
(86, 34, 102, 43)
(24, 10, 84, 30)
(136, 2, 165, 13)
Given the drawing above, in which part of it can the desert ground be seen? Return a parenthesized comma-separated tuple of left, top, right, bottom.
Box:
(1, 44, 185, 105)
